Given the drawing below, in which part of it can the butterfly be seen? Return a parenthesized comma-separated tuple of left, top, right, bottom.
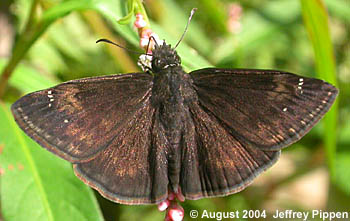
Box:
(11, 40, 338, 205)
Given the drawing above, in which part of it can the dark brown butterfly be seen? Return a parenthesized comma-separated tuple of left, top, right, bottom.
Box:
(11, 40, 338, 205)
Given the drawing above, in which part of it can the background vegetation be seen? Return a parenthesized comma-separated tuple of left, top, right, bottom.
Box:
(0, 0, 349, 220)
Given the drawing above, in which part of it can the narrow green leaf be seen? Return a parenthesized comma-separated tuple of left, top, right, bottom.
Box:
(41, 0, 93, 23)
(0, 103, 103, 221)
(116, 10, 134, 25)
(117, 0, 135, 24)
(300, 0, 338, 177)
(93, 0, 139, 45)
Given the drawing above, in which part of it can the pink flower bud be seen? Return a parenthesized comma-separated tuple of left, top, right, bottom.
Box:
(167, 203, 184, 221)
(134, 13, 147, 28)
(175, 188, 185, 202)
(227, 3, 243, 33)
(158, 199, 170, 211)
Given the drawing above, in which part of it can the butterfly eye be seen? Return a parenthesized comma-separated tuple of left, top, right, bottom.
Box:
(151, 58, 163, 72)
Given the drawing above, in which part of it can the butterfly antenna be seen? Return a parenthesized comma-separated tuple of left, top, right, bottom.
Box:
(174, 8, 197, 49)
(143, 36, 157, 54)
(96, 39, 143, 54)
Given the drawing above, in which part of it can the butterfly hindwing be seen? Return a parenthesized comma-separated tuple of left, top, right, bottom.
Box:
(11, 73, 153, 162)
(74, 101, 170, 205)
(190, 68, 338, 151)
(180, 101, 280, 199)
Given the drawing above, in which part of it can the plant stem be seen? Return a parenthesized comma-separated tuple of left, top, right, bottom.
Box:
(0, 0, 40, 99)
(300, 0, 338, 179)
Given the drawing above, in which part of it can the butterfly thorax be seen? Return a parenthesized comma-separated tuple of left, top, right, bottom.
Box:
(150, 48, 197, 140)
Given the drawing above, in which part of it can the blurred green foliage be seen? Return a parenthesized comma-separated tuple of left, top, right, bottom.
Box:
(0, 0, 349, 220)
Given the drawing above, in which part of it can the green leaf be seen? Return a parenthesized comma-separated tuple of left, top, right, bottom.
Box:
(335, 152, 350, 195)
(0, 103, 104, 221)
(300, 0, 338, 177)
(0, 59, 59, 94)
(41, 0, 94, 23)
(93, 0, 139, 45)
(262, 0, 300, 23)
(213, 11, 282, 65)
(117, 0, 136, 24)
(324, 0, 350, 22)
(336, 112, 350, 195)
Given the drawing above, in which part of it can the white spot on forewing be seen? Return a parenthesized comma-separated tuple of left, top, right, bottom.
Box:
(48, 92, 54, 107)
(283, 107, 288, 112)
(301, 120, 306, 125)
(289, 128, 296, 133)
(276, 134, 284, 141)
(27, 120, 34, 128)
(272, 134, 284, 142)
(55, 138, 64, 146)
(299, 78, 304, 82)
(64, 119, 69, 123)
(298, 86, 302, 90)
(298, 82, 304, 86)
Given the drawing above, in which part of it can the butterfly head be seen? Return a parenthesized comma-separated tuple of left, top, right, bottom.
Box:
(151, 41, 181, 72)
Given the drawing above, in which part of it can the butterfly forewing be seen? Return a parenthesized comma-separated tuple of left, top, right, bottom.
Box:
(190, 68, 338, 151)
(11, 73, 153, 162)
